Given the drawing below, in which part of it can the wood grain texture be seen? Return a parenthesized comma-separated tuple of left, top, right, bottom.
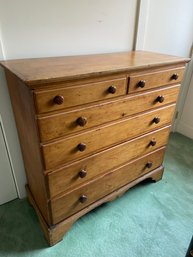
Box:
(0, 51, 189, 87)
(1, 50, 187, 246)
(27, 166, 164, 245)
(34, 77, 126, 114)
(37, 84, 180, 142)
(5, 70, 50, 223)
(48, 147, 165, 199)
(129, 67, 184, 93)
(42, 106, 175, 169)
(46, 127, 170, 198)
(50, 150, 165, 223)
(26, 185, 74, 246)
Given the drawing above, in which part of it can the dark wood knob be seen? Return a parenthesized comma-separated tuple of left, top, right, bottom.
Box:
(79, 169, 87, 178)
(149, 139, 157, 146)
(77, 143, 86, 152)
(146, 161, 153, 169)
(108, 85, 117, 94)
(76, 117, 87, 127)
(156, 95, 165, 103)
(153, 117, 160, 124)
(137, 80, 146, 88)
(79, 195, 87, 203)
(53, 95, 64, 105)
(171, 73, 179, 80)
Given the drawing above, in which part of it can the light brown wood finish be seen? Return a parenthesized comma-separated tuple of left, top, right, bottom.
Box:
(34, 78, 126, 114)
(27, 166, 164, 246)
(38, 84, 180, 142)
(47, 127, 170, 198)
(129, 67, 184, 93)
(0, 51, 189, 87)
(42, 105, 174, 169)
(1, 51, 189, 246)
(4, 70, 50, 223)
(50, 149, 165, 223)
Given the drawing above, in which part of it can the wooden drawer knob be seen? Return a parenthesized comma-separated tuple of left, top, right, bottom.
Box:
(171, 73, 179, 80)
(77, 143, 86, 152)
(153, 117, 160, 124)
(108, 85, 117, 94)
(76, 117, 87, 127)
(53, 95, 64, 105)
(79, 169, 87, 178)
(156, 95, 165, 103)
(79, 195, 87, 203)
(149, 139, 157, 146)
(137, 80, 146, 88)
(146, 161, 153, 169)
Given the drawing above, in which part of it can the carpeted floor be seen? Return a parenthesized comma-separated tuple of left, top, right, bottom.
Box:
(0, 132, 193, 257)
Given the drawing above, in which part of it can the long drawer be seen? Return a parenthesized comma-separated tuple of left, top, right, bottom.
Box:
(38, 85, 180, 142)
(128, 67, 184, 93)
(50, 147, 165, 224)
(42, 105, 175, 169)
(34, 77, 126, 114)
(47, 126, 170, 198)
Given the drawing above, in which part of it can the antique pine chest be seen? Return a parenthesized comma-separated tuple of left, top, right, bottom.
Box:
(0, 51, 189, 245)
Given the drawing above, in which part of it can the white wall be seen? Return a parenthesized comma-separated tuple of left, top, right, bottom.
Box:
(139, 0, 193, 57)
(136, 0, 193, 136)
(177, 65, 193, 139)
(0, 0, 138, 59)
(0, 0, 138, 198)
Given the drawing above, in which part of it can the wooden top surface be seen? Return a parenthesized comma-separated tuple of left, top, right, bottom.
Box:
(0, 51, 189, 88)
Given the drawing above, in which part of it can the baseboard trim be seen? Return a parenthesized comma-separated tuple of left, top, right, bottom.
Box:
(176, 122, 193, 140)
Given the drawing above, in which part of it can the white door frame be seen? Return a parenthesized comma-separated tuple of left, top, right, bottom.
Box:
(0, 115, 18, 202)
(0, 28, 26, 199)
(134, 0, 150, 51)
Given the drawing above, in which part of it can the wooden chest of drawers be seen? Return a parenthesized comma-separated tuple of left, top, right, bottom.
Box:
(0, 51, 189, 245)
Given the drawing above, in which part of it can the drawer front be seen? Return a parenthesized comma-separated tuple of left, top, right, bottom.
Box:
(129, 67, 184, 93)
(47, 127, 170, 198)
(50, 147, 165, 223)
(34, 78, 126, 114)
(42, 105, 175, 169)
(38, 85, 180, 142)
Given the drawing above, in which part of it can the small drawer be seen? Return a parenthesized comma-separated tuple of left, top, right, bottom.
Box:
(34, 78, 127, 114)
(50, 147, 166, 224)
(38, 85, 180, 142)
(42, 105, 175, 169)
(128, 67, 184, 93)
